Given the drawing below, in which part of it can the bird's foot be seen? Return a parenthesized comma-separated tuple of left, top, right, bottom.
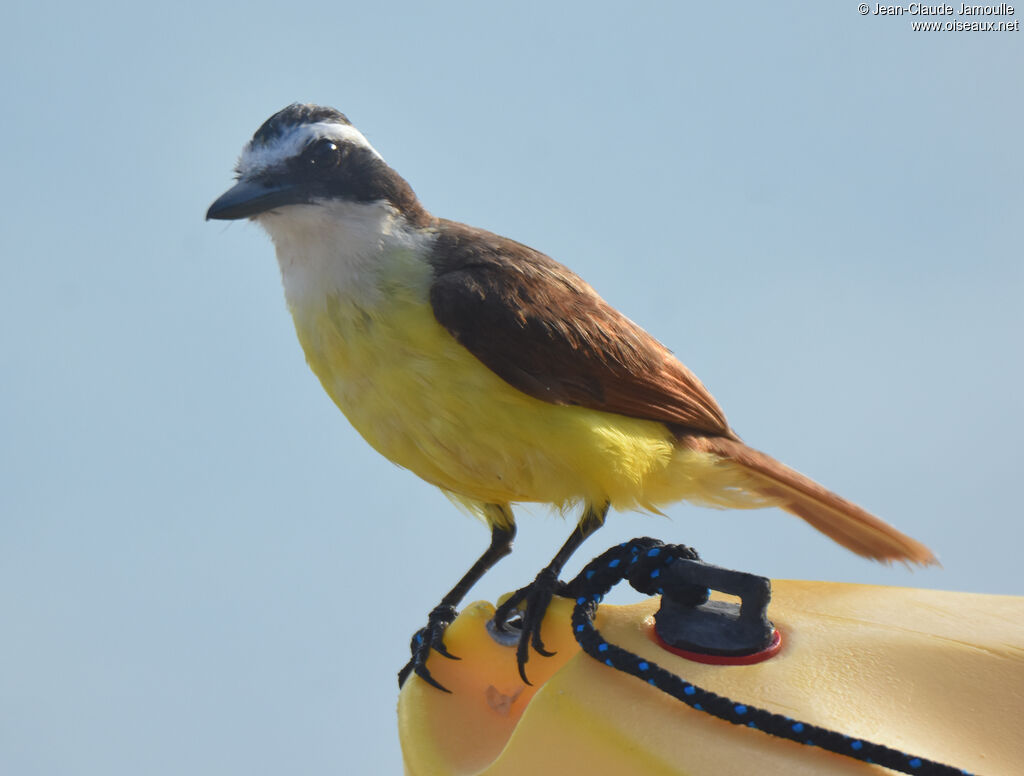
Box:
(491, 567, 570, 684)
(397, 603, 459, 693)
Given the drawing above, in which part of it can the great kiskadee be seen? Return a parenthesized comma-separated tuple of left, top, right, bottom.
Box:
(207, 104, 935, 689)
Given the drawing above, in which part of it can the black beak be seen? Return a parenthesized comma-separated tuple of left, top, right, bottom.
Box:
(206, 178, 315, 220)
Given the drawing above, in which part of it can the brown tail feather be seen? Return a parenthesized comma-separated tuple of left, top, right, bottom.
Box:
(688, 437, 937, 565)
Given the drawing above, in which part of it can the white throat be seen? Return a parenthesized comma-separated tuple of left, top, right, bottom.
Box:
(255, 199, 436, 314)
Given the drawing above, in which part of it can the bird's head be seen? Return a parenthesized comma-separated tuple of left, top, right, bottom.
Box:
(206, 104, 425, 224)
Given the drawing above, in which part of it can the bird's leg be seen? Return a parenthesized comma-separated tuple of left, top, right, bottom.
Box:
(398, 508, 516, 692)
(492, 501, 609, 683)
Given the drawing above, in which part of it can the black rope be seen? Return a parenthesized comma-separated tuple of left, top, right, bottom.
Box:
(562, 538, 974, 776)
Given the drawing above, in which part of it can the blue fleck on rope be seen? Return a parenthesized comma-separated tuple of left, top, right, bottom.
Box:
(562, 538, 974, 776)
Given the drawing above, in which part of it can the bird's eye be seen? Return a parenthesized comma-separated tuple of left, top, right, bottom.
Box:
(308, 139, 341, 167)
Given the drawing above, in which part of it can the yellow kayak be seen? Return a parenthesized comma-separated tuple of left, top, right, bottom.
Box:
(398, 581, 1024, 775)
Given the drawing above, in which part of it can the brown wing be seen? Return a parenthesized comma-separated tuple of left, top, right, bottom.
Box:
(428, 223, 936, 565)
(428, 221, 733, 438)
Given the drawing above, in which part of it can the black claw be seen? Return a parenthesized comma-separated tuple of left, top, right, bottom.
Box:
(432, 642, 458, 661)
(397, 605, 460, 692)
(397, 656, 418, 688)
(413, 663, 452, 693)
(515, 640, 532, 684)
(492, 584, 528, 624)
(491, 568, 569, 684)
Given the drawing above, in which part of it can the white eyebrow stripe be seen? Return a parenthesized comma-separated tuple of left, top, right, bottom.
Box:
(237, 121, 383, 176)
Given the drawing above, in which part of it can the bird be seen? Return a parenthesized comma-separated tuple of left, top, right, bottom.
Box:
(207, 103, 936, 690)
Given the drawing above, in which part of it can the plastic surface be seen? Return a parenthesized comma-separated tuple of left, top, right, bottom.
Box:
(398, 582, 1024, 775)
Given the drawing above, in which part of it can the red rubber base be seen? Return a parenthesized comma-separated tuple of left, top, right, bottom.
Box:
(649, 623, 783, 665)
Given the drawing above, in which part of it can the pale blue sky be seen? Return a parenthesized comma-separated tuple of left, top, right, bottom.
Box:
(1, 2, 1021, 774)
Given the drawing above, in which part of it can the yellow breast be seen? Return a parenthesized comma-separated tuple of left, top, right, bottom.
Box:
(288, 280, 761, 517)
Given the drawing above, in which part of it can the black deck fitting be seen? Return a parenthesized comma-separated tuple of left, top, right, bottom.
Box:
(653, 558, 774, 657)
